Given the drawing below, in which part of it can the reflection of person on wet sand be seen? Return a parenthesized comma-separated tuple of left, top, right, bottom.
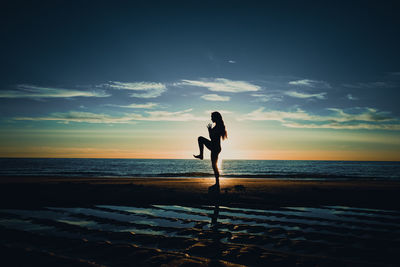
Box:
(194, 111, 227, 193)
(211, 204, 220, 229)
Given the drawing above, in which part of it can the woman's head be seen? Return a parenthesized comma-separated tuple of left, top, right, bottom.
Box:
(211, 111, 222, 123)
(211, 111, 227, 140)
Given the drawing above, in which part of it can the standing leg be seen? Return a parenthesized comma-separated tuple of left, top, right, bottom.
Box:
(211, 151, 220, 188)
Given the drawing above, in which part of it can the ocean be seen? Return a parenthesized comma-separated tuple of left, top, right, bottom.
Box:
(0, 158, 399, 180)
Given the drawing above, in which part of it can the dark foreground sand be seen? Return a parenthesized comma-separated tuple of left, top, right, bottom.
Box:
(0, 177, 400, 266)
(1, 176, 399, 209)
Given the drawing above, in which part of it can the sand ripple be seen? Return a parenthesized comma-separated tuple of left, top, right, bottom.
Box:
(1, 204, 399, 266)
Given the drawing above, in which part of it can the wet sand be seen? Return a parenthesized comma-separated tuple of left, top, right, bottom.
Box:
(1, 177, 400, 266)
(1, 177, 399, 209)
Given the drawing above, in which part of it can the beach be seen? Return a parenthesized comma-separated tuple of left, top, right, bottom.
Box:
(2, 0, 400, 266)
(1, 177, 400, 209)
(1, 177, 400, 266)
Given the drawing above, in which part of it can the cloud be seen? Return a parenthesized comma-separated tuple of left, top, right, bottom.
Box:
(282, 122, 400, 130)
(285, 91, 327, 99)
(201, 94, 230, 101)
(251, 94, 282, 102)
(15, 111, 135, 124)
(101, 81, 166, 98)
(325, 108, 393, 122)
(181, 78, 260, 92)
(388, 72, 400, 76)
(228, 60, 236, 64)
(239, 107, 399, 130)
(106, 103, 159, 109)
(239, 108, 315, 122)
(0, 84, 109, 99)
(347, 94, 358, 100)
(14, 109, 206, 124)
(342, 81, 395, 89)
(141, 109, 206, 121)
(288, 79, 331, 88)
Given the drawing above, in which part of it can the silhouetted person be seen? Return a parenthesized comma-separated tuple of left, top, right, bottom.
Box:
(194, 111, 227, 193)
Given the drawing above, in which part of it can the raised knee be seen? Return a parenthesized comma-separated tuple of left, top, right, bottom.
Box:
(198, 136, 205, 142)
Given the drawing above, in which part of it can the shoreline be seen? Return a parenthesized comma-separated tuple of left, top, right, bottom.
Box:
(1, 174, 397, 181)
(1, 175, 399, 181)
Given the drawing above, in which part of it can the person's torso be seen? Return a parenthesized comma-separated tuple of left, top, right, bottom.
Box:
(210, 127, 222, 151)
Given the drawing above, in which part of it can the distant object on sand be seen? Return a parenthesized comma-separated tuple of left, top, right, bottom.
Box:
(222, 185, 246, 194)
(234, 185, 246, 192)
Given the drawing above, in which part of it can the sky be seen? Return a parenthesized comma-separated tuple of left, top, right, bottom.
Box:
(1, 0, 400, 160)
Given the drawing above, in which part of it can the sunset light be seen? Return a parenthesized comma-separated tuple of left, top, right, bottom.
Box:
(1, 2, 400, 266)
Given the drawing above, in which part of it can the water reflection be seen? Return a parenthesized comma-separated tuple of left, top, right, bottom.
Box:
(210, 204, 220, 229)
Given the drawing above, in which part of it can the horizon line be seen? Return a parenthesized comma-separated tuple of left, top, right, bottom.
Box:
(0, 156, 399, 162)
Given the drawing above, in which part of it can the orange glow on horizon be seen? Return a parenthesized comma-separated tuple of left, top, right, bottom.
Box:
(1, 146, 399, 161)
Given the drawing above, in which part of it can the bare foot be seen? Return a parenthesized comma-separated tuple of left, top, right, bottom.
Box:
(193, 154, 203, 160)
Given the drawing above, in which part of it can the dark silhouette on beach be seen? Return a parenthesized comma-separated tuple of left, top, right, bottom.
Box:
(194, 111, 227, 193)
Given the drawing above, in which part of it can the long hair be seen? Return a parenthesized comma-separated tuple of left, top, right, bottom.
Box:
(212, 111, 228, 140)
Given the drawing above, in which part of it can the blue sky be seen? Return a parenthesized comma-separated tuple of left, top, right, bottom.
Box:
(1, 0, 400, 160)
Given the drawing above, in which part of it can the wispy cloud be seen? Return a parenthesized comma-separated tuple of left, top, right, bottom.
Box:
(251, 94, 282, 102)
(101, 81, 167, 98)
(106, 103, 159, 109)
(326, 108, 394, 122)
(181, 78, 260, 92)
(228, 60, 236, 64)
(285, 91, 327, 99)
(15, 111, 135, 124)
(239, 107, 399, 130)
(342, 81, 396, 89)
(282, 122, 400, 130)
(14, 109, 206, 124)
(201, 94, 230, 101)
(141, 109, 206, 121)
(347, 94, 358, 100)
(0, 84, 109, 99)
(388, 72, 400, 76)
(288, 79, 331, 88)
(239, 108, 315, 122)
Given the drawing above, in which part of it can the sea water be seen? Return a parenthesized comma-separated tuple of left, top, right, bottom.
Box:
(0, 158, 399, 180)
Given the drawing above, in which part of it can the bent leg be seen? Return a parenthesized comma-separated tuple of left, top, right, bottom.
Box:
(194, 136, 212, 160)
